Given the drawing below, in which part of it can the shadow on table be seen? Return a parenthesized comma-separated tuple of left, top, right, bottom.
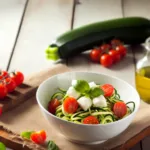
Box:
(131, 44, 146, 54)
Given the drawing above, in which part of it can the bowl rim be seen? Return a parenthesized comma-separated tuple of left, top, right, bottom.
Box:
(36, 71, 140, 127)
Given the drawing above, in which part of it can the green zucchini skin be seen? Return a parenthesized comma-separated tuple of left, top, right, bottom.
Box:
(49, 17, 150, 60)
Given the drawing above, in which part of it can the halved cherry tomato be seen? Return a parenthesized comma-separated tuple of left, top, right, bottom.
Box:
(0, 71, 8, 80)
(63, 97, 78, 114)
(108, 50, 121, 63)
(0, 107, 2, 116)
(111, 39, 122, 47)
(100, 54, 113, 67)
(48, 98, 60, 114)
(0, 84, 7, 99)
(90, 49, 102, 62)
(101, 84, 114, 97)
(113, 102, 127, 118)
(10, 71, 24, 86)
(4, 78, 16, 93)
(116, 45, 127, 58)
(31, 130, 46, 144)
(100, 44, 111, 52)
(83, 116, 99, 124)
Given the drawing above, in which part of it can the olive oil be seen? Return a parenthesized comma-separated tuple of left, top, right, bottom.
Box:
(135, 37, 150, 103)
(136, 66, 150, 103)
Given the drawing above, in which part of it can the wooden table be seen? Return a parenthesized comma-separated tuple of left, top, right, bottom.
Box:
(0, 0, 150, 149)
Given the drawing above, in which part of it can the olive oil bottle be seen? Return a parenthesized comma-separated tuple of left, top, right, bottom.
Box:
(135, 37, 150, 103)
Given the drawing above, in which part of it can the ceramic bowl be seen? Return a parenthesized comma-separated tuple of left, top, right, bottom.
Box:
(36, 72, 140, 144)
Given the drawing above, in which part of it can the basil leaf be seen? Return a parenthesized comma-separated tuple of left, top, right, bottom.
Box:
(48, 141, 59, 150)
(0, 142, 6, 150)
(21, 131, 34, 139)
(73, 80, 90, 93)
(90, 87, 104, 98)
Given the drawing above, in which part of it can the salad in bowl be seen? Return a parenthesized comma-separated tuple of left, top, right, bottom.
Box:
(48, 80, 135, 125)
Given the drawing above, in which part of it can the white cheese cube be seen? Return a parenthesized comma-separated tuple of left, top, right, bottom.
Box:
(89, 82, 97, 88)
(93, 95, 107, 107)
(66, 86, 80, 99)
(78, 96, 92, 111)
(71, 80, 77, 86)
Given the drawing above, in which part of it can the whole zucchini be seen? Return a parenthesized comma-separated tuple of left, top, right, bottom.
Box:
(45, 17, 150, 61)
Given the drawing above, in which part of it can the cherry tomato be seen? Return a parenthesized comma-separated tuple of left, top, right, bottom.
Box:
(83, 116, 99, 124)
(0, 84, 7, 99)
(48, 98, 60, 114)
(101, 84, 114, 97)
(113, 102, 127, 118)
(90, 49, 102, 62)
(63, 97, 78, 114)
(10, 71, 24, 86)
(108, 50, 121, 63)
(100, 54, 113, 67)
(0, 107, 2, 116)
(4, 78, 16, 93)
(31, 130, 46, 144)
(100, 44, 111, 52)
(0, 71, 8, 80)
(116, 45, 127, 58)
(111, 39, 122, 47)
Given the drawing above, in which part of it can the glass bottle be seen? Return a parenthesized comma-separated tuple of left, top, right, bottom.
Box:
(135, 37, 150, 103)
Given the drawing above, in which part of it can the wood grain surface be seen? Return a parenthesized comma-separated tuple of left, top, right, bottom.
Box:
(8, 0, 73, 75)
(1, 0, 150, 149)
(0, 0, 27, 70)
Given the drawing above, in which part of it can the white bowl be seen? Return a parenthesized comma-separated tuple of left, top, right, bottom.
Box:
(36, 72, 140, 145)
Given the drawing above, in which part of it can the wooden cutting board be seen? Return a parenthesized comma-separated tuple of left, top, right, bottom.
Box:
(0, 64, 70, 115)
(0, 84, 36, 114)
(0, 125, 45, 150)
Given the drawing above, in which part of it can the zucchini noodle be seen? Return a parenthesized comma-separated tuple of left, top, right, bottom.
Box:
(52, 86, 135, 124)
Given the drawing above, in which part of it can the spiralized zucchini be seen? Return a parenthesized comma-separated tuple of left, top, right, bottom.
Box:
(53, 86, 135, 124)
